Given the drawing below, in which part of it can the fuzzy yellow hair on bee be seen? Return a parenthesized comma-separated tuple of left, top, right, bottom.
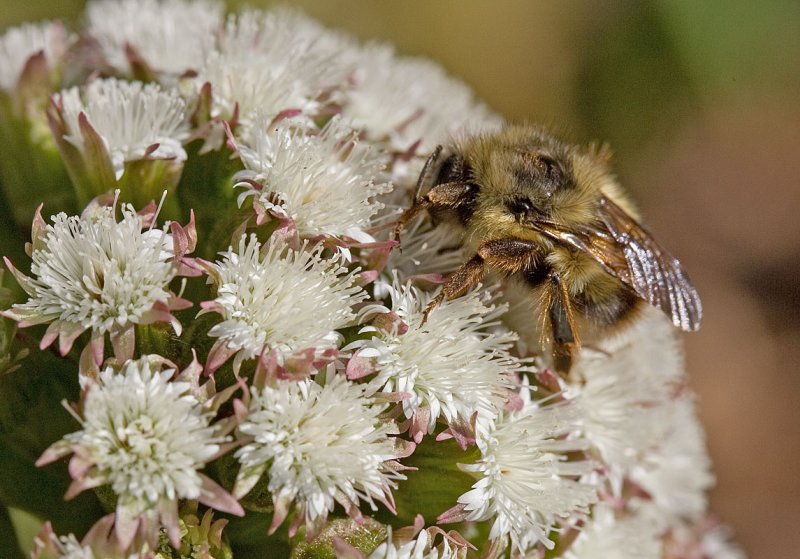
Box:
(394, 123, 701, 373)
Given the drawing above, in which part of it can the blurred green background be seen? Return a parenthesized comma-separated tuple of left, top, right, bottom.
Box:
(1, 1, 799, 558)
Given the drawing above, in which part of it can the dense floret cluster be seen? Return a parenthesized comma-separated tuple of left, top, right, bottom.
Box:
(0, 3, 742, 559)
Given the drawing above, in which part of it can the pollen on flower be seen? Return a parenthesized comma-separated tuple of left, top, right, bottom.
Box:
(352, 279, 520, 436)
(0, 20, 67, 91)
(456, 401, 598, 553)
(235, 115, 392, 241)
(204, 235, 368, 371)
(234, 374, 404, 530)
(85, 0, 223, 78)
(55, 78, 189, 178)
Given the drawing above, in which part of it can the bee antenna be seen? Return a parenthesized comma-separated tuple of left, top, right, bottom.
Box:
(413, 145, 443, 201)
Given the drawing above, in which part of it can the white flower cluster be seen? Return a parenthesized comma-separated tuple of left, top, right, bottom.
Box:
(0, 2, 738, 559)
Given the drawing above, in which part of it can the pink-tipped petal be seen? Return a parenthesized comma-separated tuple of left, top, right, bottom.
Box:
(136, 200, 158, 226)
(114, 505, 141, 551)
(345, 353, 374, 380)
(64, 476, 103, 500)
(110, 326, 135, 363)
(409, 408, 430, 444)
(3, 256, 38, 296)
(160, 500, 181, 548)
(268, 495, 291, 535)
(35, 441, 72, 466)
(436, 504, 468, 525)
(204, 339, 238, 376)
(199, 474, 244, 517)
(447, 418, 476, 450)
(29, 204, 48, 252)
(58, 321, 86, 355)
(356, 270, 379, 286)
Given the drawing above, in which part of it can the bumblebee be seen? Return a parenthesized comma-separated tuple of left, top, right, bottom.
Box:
(394, 125, 702, 372)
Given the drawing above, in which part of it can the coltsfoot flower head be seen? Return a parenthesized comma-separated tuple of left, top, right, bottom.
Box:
(453, 401, 597, 553)
(52, 78, 189, 181)
(342, 44, 503, 154)
(235, 115, 392, 242)
(198, 8, 353, 132)
(0, 20, 68, 91)
(36, 357, 243, 549)
(351, 279, 520, 439)
(202, 235, 368, 374)
(233, 374, 406, 534)
(2, 200, 194, 364)
(85, 0, 223, 79)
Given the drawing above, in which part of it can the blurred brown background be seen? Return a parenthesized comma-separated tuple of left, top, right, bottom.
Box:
(2, 1, 799, 557)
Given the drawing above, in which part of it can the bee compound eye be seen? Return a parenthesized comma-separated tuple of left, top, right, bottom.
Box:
(508, 197, 534, 218)
(539, 155, 563, 183)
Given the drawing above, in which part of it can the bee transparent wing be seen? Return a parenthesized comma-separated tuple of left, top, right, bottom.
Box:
(593, 196, 702, 331)
(535, 196, 702, 331)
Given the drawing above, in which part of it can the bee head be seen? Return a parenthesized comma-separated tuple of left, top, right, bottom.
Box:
(503, 148, 572, 225)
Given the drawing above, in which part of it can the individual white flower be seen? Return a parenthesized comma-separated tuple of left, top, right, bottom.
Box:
(342, 44, 503, 153)
(456, 401, 597, 553)
(630, 395, 715, 528)
(566, 308, 686, 481)
(352, 279, 518, 438)
(55, 78, 189, 179)
(235, 115, 392, 241)
(561, 505, 663, 559)
(37, 357, 242, 549)
(3, 201, 188, 363)
(367, 528, 460, 559)
(0, 20, 68, 91)
(85, 0, 223, 78)
(234, 374, 404, 532)
(199, 8, 354, 131)
(203, 235, 368, 373)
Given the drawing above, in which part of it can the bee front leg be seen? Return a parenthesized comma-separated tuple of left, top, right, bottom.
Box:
(422, 238, 540, 323)
(393, 181, 476, 244)
(422, 253, 486, 323)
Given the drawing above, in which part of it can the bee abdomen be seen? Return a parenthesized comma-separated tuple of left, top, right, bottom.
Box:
(576, 285, 640, 329)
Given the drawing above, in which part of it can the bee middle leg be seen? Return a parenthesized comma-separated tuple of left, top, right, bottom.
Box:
(422, 238, 540, 322)
(545, 271, 580, 374)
